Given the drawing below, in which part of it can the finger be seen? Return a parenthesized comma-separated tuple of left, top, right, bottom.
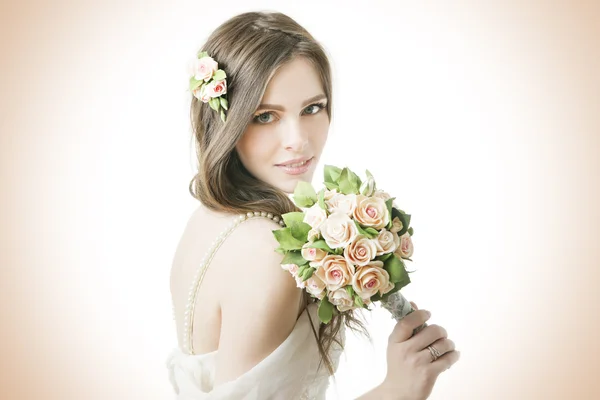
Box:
(407, 324, 448, 352)
(428, 350, 461, 375)
(418, 338, 455, 364)
(409, 301, 419, 310)
(388, 309, 431, 344)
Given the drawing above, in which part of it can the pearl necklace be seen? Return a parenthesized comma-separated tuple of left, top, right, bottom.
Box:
(177, 211, 285, 355)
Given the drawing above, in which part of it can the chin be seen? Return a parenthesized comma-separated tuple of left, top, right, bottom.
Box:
(275, 173, 316, 195)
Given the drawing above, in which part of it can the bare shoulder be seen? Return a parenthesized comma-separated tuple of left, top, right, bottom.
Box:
(212, 216, 306, 386)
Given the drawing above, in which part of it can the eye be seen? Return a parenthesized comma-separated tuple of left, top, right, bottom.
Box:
(302, 102, 327, 116)
(252, 112, 276, 124)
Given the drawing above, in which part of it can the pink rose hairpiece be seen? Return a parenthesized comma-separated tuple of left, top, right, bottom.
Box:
(188, 50, 228, 122)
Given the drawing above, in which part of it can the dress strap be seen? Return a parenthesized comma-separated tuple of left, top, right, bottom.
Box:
(182, 211, 284, 355)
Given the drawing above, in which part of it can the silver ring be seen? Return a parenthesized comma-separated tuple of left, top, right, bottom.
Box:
(427, 345, 442, 362)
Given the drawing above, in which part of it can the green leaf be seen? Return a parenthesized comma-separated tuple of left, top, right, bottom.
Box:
(197, 51, 209, 59)
(303, 267, 315, 280)
(281, 250, 309, 266)
(347, 168, 362, 191)
(219, 97, 228, 110)
(290, 221, 312, 242)
(345, 286, 356, 297)
(354, 221, 378, 239)
(209, 97, 220, 111)
(274, 246, 286, 255)
(324, 182, 339, 191)
(385, 198, 395, 229)
(272, 228, 305, 250)
(318, 296, 335, 324)
(220, 109, 226, 122)
(317, 189, 327, 211)
(384, 254, 408, 283)
(334, 247, 344, 255)
(408, 227, 414, 236)
(365, 227, 380, 237)
(306, 239, 334, 253)
(293, 181, 318, 208)
(339, 168, 358, 195)
(354, 296, 365, 308)
(189, 77, 203, 91)
(376, 253, 393, 262)
(212, 69, 226, 81)
(282, 212, 305, 227)
(324, 165, 342, 185)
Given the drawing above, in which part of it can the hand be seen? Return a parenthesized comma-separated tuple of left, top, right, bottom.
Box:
(380, 302, 461, 400)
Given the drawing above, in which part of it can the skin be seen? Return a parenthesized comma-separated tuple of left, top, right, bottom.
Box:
(236, 56, 329, 194)
(173, 55, 460, 398)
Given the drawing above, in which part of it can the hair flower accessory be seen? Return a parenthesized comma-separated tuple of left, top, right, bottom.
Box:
(188, 50, 229, 122)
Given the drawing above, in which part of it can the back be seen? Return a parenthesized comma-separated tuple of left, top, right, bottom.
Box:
(169, 205, 306, 358)
(167, 205, 347, 399)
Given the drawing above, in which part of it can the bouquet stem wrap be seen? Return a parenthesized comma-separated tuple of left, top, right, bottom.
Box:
(380, 291, 427, 337)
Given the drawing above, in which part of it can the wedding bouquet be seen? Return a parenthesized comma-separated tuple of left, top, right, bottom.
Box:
(273, 165, 417, 325)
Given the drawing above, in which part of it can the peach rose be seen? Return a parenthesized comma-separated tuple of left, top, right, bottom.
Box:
(329, 288, 355, 312)
(281, 263, 306, 288)
(352, 261, 393, 299)
(206, 79, 227, 98)
(305, 275, 326, 300)
(301, 243, 327, 263)
(189, 57, 218, 82)
(374, 229, 401, 256)
(303, 203, 328, 229)
(390, 217, 403, 234)
(344, 235, 378, 267)
(395, 232, 414, 259)
(319, 212, 359, 249)
(315, 255, 355, 291)
(326, 193, 357, 217)
(353, 195, 390, 230)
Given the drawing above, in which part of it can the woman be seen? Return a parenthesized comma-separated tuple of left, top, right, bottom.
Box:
(167, 11, 460, 400)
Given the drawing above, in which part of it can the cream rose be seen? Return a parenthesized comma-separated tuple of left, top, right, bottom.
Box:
(303, 203, 328, 229)
(374, 229, 401, 256)
(307, 227, 320, 242)
(190, 57, 218, 82)
(353, 195, 390, 230)
(193, 84, 212, 103)
(326, 193, 357, 216)
(344, 235, 378, 267)
(360, 175, 376, 196)
(206, 79, 227, 98)
(315, 255, 355, 291)
(373, 190, 392, 201)
(324, 189, 338, 201)
(395, 232, 414, 259)
(305, 275, 326, 300)
(301, 243, 327, 263)
(319, 212, 359, 249)
(390, 217, 403, 234)
(328, 288, 355, 312)
(352, 261, 393, 299)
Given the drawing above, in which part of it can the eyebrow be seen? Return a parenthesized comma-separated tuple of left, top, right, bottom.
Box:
(256, 94, 327, 112)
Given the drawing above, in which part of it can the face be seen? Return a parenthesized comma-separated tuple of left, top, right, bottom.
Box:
(235, 57, 330, 194)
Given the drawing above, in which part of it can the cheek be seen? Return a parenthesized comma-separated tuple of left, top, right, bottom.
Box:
(307, 115, 330, 151)
(237, 128, 278, 170)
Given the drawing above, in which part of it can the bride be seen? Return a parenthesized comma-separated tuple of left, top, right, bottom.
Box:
(167, 11, 460, 400)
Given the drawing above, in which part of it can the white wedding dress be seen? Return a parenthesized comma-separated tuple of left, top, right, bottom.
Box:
(165, 213, 346, 400)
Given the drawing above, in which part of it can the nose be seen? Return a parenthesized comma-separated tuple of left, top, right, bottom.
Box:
(282, 118, 308, 153)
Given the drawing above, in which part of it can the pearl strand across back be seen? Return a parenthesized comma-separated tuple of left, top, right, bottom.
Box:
(175, 211, 285, 355)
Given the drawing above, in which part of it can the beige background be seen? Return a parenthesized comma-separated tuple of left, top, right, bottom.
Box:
(1, 1, 599, 399)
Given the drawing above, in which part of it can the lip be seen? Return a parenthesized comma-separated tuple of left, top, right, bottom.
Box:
(275, 157, 313, 166)
(276, 157, 314, 175)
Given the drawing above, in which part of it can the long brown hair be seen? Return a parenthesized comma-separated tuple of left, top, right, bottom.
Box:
(188, 11, 370, 377)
